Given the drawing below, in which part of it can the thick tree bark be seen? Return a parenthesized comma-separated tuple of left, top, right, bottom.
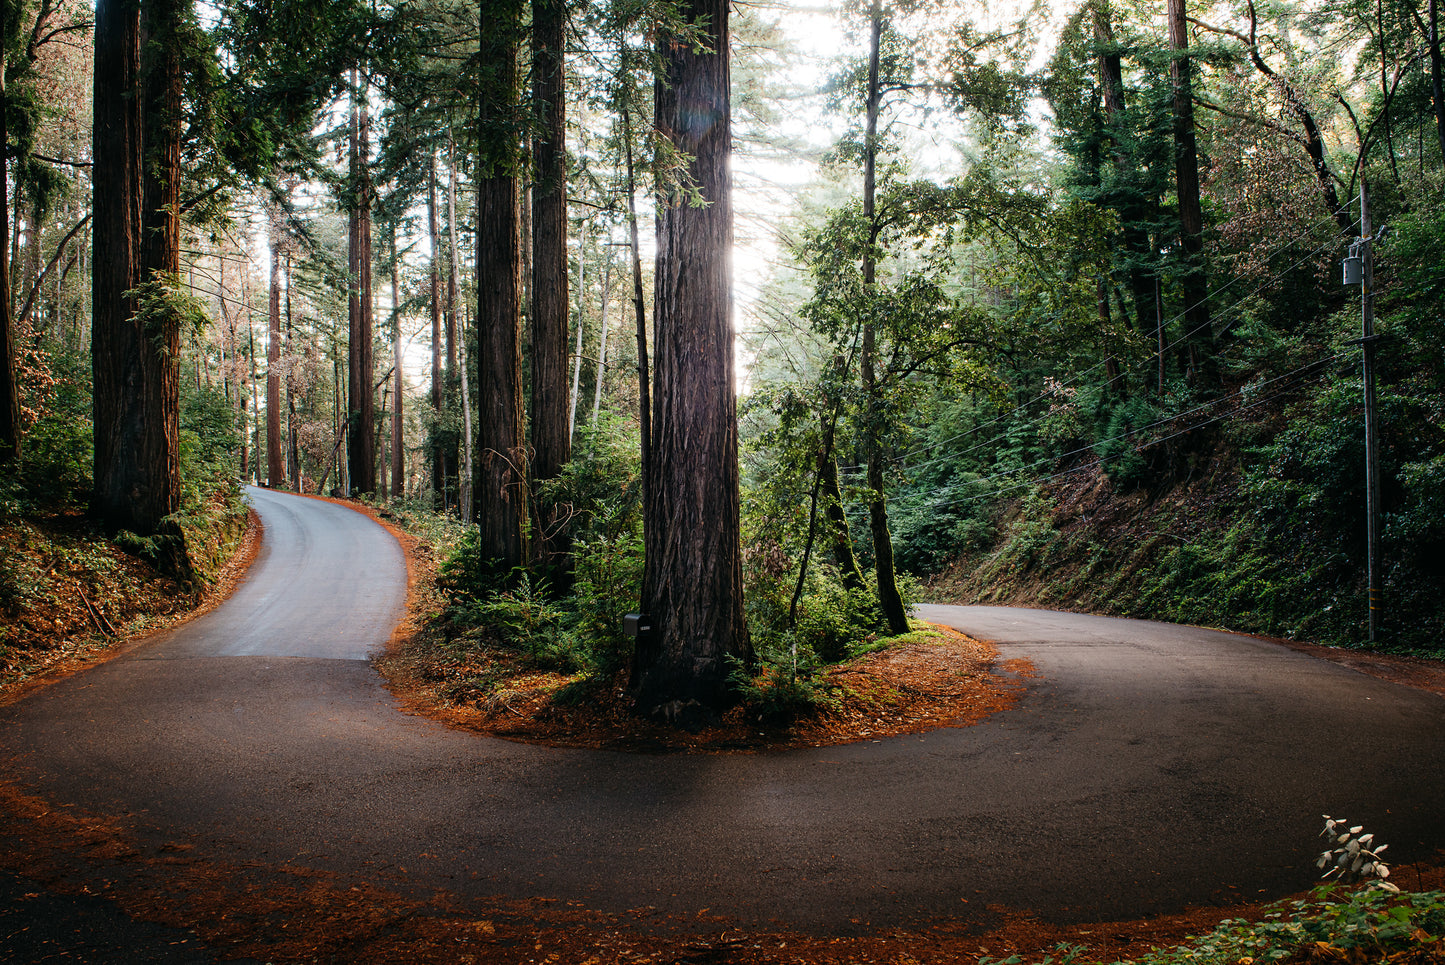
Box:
(347, 77, 376, 496)
(633, 0, 750, 717)
(530, 0, 571, 572)
(347, 80, 360, 494)
(475, 0, 528, 570)
(266, 225, 283, 489)
(390, 226, 404, 500)
(92, 0, 184, 538)
(861, 1, 909, 635)
(0, 50, 18, 466)
(1166, 0, 1218, 390)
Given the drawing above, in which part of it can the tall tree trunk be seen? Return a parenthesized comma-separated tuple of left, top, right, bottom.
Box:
(266, 223, 283, 489)
(92, 0, 184, 540)
(448, 132, 473, 523)
(819, 417, 864, 591)
(568, 235, 588, 438)
(390, 225, 404, 500)
(622, 97, 652, 563)
(475, 3, 528, 567)
(286, 248, 300, 492)
(347, 77, 360, 494)
(589, 253, 612, 428)
(633, 0, 749, 717)
(428, 156, 447, 508)
(1432, 0, 1445, 167)
(1166, 0, 1218, 391)
(530, 0, 570, 571)
(248, 299, 260, 484)
(347, 75, 377, 496)
(0, 48, 18, 465)
(860, 0, 909, 635)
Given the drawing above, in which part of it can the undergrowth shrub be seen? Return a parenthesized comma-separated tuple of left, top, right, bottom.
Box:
(728, 644, 840, 721)
(14, 350, 92, 509)
(1096, 395, 1161, 490)
(436, 415, 647, 681)
(564, 520, 644, 675)
(983, 819, 1441, 965)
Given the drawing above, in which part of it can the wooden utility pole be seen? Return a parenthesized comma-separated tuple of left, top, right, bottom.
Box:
(1359, 184, 1382, 642)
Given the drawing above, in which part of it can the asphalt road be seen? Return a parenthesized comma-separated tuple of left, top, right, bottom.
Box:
(3, 487, 1443, 946)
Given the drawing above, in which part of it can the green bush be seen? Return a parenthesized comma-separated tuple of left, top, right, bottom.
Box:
(727, 642, 840, 721)
(563, 519, 644, 675)
(15, 351, 93, 509)
(1095, 395, 1161, 490)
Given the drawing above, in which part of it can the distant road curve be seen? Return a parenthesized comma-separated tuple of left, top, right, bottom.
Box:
(1, 491, 1443, 948)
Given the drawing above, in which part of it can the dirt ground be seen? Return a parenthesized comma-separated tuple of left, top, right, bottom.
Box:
(4, 495, 1444, 964)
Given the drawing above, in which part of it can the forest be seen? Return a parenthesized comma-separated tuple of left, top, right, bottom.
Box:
(2, 0, 1443, 720)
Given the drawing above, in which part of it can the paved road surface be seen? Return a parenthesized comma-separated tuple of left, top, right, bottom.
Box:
(2, 488, 1443, 949)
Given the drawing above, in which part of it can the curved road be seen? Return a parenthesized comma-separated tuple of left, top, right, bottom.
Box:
(2, 487, 1443, 939)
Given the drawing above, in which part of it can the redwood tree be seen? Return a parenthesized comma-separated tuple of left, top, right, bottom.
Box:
(530, 0, 570, 571)
(474, 0, 528, 571)
(266, 220, 283, 489)
(427, 155, 447, 508)
(632, 0, 750, 717)
(1166, 0, 1217, 389)
(347, 71, 376, 496)
(92, 0, 185, 537)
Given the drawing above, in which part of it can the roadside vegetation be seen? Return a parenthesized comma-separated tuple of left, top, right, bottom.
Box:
(985, 820, 1443, 965)
(984, 884, 1445, 965)
(0, 355, 247, 691)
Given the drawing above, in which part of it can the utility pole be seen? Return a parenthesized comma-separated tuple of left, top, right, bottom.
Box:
(1359, 184, 1382, 643)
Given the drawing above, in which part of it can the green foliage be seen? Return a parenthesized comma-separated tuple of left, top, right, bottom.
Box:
(565, 522, 644, 676)
(1095, 396, 1161, 490)
(0, 543, 39, 620)
(9, 350, 93, 511)
(464, 574, 579, 671)
(983, 885, 1445, 965)
(891, 481, 999, 575)
(129, 273, 213, 353)
(178, 380, 243, 513)
(727, 645, 840, 721)
(437, 414, 646, 679)
(437, 527, 509, 603)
